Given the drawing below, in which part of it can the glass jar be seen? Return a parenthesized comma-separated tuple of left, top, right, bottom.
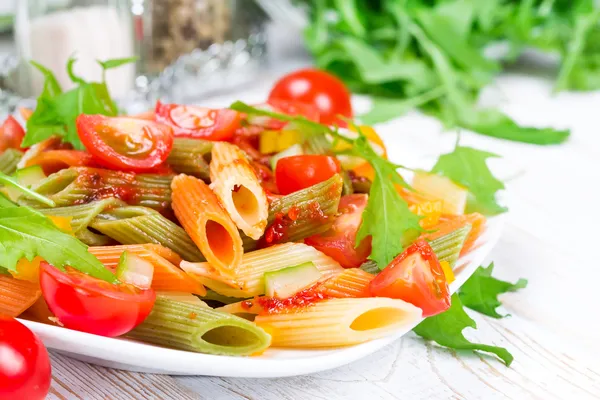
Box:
(13, 0, 136, 99)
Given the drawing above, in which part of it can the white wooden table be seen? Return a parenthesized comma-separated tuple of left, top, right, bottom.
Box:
(32, 29, 599, 399)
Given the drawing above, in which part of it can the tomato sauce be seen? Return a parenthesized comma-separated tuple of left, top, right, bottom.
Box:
(256, 285, 331, 314)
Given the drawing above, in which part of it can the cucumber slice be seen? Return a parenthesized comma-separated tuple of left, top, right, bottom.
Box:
(270, 144, 304, 170)
(264, 262, 322, 299)
(117, 251, 154, 290)
(4, 165, 47, 201)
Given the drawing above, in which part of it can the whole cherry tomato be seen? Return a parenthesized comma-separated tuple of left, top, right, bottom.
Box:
(0, 116, 26, 152)
(268, 69, 353, 126)
(0, 316, 51, 400)
(275, 155, 341, 195)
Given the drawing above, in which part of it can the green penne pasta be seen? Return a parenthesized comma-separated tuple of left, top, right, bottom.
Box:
(244, 174, 343, 250)
(428, 225, 472, 267)
(127, 296, 271, 356)
(341, 170, 354, 196)
(0, 149, 23, 175)
(167, 138, 213, 181)
(359, 260, 379, 274)
(38, 197, 126, 245)
(90, 206, 205, 261)
(20, 167, 172, 210)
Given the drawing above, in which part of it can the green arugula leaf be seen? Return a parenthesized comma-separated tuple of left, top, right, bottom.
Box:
(431, 145, 507, 215)
(23, 57, 133, 150)
(353, 134, 422, 269)
(0, 204, 117, 283)
(413, 293, 514, 366)
(459, 263, 527, 318)
(0, 171, 55, 207)
(97, 57, 139, 71)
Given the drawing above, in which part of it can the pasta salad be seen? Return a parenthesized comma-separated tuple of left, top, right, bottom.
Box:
(0, 59, 510, 360)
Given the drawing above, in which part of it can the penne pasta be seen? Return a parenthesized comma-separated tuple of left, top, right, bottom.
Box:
(244, 174, 343, 250)
(21, 167, 172, 210)
(90, 206, 205, 262)
(254, 297, 422, 347)
(88, 244, 206, 295)
(167, 138, 213, 181)
(210, 142, 269, 240)
(0, 275, 42, 317)
(39, 197, 127, 245)
(181, 243, 344, 298)
(318, 268, 374, 298)
(423, 213, 486, 256)
(0, 149, 23, 175)
(172, 174, 243, 275)
(127, 295, 271, 356)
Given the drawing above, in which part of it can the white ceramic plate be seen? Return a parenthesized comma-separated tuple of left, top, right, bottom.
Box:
(17, 213, 504, 378)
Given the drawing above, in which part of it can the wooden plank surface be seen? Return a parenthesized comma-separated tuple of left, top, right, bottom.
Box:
(41, 67, 600, 399)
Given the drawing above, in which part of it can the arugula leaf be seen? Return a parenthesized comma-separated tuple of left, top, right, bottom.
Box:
(0, 171, 55, 207)
(353, 134, 423, 269)
(431, 145, 507, 215)
(23, 57, 134, 150)
(360, 87, 445, 125)
(0, 204, 117, 283)
(97, 57, 139, 71)
(413, 293, 514, 366)
(459, 263, 527, 318)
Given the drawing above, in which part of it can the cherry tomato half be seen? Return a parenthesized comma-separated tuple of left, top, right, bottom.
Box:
(0, 116, 26, 152)
(39, 262, 155, 337)
(268, 69, 353, 126)
(305, 194, 372, 268)
(0, 316, 51, 400)
(275, 155, 341, 195)
(155, 101, 241, 141)
(76, 114, 173, 172)
(369, 240, 450, 317)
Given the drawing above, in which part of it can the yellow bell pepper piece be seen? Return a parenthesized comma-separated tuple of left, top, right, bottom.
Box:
(10, 256, 44, 283)
(259, 130, 303, 154)
(440, 260, 455, 284)
(409, 200, 443, 229)
(47, 215, 74, 234)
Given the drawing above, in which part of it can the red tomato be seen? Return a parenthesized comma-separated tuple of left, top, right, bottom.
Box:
(155, 101, 241, 141)
(305, 194, 371, 268)
(76, 114, 173, 172)
(268, 69, 353, 126)
(0, 116, 26, 152)
(275, 155, 341, 195)
(39, 262, 155, 337)
(369, 240, 450, 317)
(0, 316, 51, 400)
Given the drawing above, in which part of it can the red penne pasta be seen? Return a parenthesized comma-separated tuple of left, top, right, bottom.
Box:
(171, 174, 243, 276)
(88, 245, 206, 295)
(0, 275, 42, 317)
(318, 268, 374, 298)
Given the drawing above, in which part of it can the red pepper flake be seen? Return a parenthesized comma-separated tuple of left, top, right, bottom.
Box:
(232, 184, 242, 192)
(257, 285, 331, 314)
(241, 300, 254, 310)
(189, 312, 197, 320)
(287, 205, 300, 221)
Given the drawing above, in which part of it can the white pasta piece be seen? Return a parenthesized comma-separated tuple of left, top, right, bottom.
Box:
(209, 142, 269, 240)
(181, 243, 344, 298)
(254, 297, 422, 347)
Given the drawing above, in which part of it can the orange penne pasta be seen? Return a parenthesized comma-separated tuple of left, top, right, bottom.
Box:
(171, 174, 243, 276)
(0, 275, 42, 317)
(88, 245, 206, 295)
(396, 186, 432, 206)
(209, 142, 269, 240)
(422, 212, 486, 256)
(319, 268, 374, 298)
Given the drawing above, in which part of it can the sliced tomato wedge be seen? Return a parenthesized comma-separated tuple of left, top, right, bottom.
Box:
(305, 194, 372, 268)
(39, 262, 156, 337)
(369, 240, 450, 317)
(155, 101, 241, 141)
(25, 149, 94, 175)
(76, 114, 173, 172)
(275, 155, 341, 195)
(0, 116, 26, 152)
